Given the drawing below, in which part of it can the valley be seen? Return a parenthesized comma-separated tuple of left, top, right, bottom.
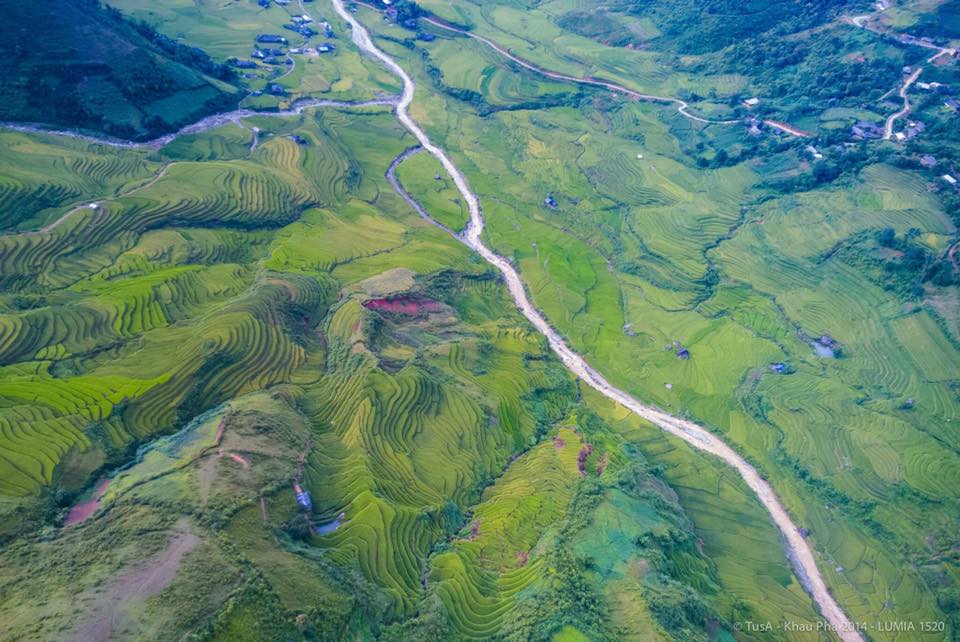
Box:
(0, 0, 958, 640)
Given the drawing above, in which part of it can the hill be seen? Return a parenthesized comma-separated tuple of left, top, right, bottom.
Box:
(0, 0, 242, 140)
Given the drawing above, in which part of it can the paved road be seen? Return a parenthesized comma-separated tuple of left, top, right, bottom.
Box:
(331, 0, 863, 639)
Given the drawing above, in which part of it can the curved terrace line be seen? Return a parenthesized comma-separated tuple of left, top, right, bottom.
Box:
(331, 0, 862, 638)
(2, 97, 398, 237)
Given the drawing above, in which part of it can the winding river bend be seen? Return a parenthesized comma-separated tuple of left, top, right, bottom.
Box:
(330, 0, 862, 639)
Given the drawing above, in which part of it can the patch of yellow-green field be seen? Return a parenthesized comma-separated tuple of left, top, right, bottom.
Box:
(395, 150, 469, 231)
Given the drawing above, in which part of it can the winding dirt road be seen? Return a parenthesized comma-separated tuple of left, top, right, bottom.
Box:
(421, 16, 738, 126)
(0, 97, 398, 150)
(884, 67, 921, 140)
(847, 8, 956, 142)
(331, 0, 862, 639)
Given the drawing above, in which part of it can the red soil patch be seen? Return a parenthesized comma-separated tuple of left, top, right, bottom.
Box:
(469, 520, 480, 540)
(65, 477, 111, 526)
(516, 550, 529, 567)
(227, 452, 250, 467)
(577, 444, 594, 477)
(363, 295, 442, 315)
(553, 435, 566, 449)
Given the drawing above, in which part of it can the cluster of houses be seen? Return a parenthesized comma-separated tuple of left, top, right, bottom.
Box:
(239, 17, 337, 73)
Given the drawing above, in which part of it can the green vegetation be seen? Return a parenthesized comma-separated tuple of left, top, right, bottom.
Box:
(2, 0, 959, 639)
(359, 2, 960, 637)
(0, 0, 241, 140)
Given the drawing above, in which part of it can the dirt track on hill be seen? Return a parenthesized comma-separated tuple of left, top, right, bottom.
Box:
(421, 16, 739, 126)
(331, 0, 863, 638)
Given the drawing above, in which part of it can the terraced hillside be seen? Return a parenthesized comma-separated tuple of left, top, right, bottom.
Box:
(0, 99, 797, 640)
(2, 0, 959, 639)
(357, 1, 960, 639)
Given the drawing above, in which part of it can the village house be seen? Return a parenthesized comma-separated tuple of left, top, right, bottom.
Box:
(743, 97, 760, 108)
(920, 154, 938, 168)
(943, 174, 958, 186)
(256, 33, 287, 44)
(851, 120, 884, 139)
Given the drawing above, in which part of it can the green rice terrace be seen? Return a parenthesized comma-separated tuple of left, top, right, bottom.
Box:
(0, 0, 959, 640)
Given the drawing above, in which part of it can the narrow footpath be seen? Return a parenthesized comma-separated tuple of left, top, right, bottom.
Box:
(331, 0, 863, 639)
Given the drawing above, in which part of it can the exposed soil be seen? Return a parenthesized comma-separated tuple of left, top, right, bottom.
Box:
(72, 519, 200, 641)
(363, 295, 442, 315)
(64, 478, 111, 526)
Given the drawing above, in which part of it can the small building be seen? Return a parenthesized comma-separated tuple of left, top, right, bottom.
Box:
(544, 194, 558, 209)
(256, 34, 287, 44)
(267, 83, 286, 95)
(905, 121, 925, 139)
(943, 174, 958, 185)
(417, 32, 436, 42)
(317, 42, 336, 53)
(257, 0, 270, 7)
(805, 144, 823, 160)
(743, 97, 760, 108)
(851, 120, 883, 139)
(289, 134, 309, 145)
(251, 48, 266, 59)
(894, 131, 906, 142)
(769, 362, 787, 374)
(920, 154, 938, 168)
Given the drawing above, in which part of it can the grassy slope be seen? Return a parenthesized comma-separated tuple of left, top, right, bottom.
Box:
(0, 0, 241, 140)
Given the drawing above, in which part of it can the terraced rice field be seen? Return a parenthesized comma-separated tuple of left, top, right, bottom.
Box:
(1, 0, 958, 639)
(361, 7, 960, 638)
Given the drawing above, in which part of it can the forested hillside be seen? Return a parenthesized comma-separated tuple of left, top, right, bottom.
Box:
(0, 0, 241, 140)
